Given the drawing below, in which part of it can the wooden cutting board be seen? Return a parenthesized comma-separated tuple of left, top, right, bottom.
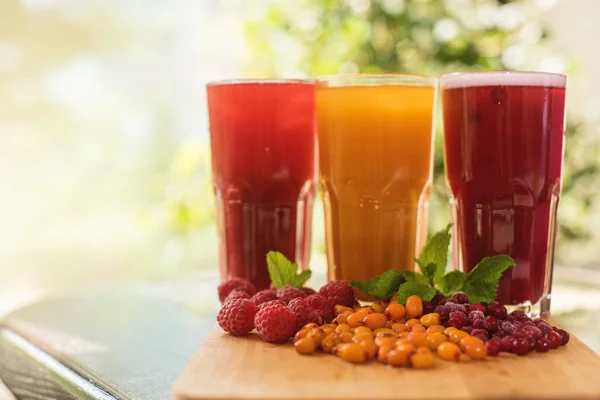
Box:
(173, 317, 600, 400)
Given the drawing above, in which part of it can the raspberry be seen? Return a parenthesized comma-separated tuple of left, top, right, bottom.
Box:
(510, 310, 527, 319)
(483, 315, 498, 332)
(224, 289, 251, 304)
(472, 319, 484, 329)
(486, 301, 507, 319)
(468, 310, 485, 323)
(301, 287, 317, 296)
(288, 298, 322, 330)
(521, 325, 542, 340)
(445, 302, 468, 314)
(471, 328, 489, 342)
(500, 335, 516, 352)
(500, 321, 517, 335)
(434, 305, 450, 321)
(254, 305, 297, 343)
(468, 303, 486, 314)
(218, 278, 257, 303)
(423, 301, 436, 315)
(306, 294, 334, 322)
(276, 285, 306, 304)
(462, 325, 473, 334)
(431, 294, 446, 305)
(258, 299, 286, 310)
(251, 289, 277, 306)
(449, 291, 469, 304)
(217, 298, 257, 336)
(448, 311, 468, 329)
(492, 329, 505, 339)
(536, 320, 554, 334)
(318, 280, 355, 307)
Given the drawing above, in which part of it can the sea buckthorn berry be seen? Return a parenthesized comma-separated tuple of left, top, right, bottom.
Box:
(353, 326, 373, 335)
(294, 336, 316, 355)
(375, 334, 397, 348)
(416, 346, 431, 354)
(420, 313, 441, 327)
(363, 313, 388, 330)
(385, 320, 393, 329)
(444, 326, 458, 335)
(411, 352, 436, 369)
(352, 332, 373, 343)
(294, 329, 309, 342)
(426, 325, 445, 335)
(464, 342, 487, 359)
(389, 295, 399, 304)
(336, 343, 367, 363)
(371, 301, 386, 313)
(407, 332, 428, 348)
(459, 335, 485, 352)
(377, 344, 394, 363)
(406, 295, 424, 319)
(427, 332, 448, 351)
(359, 339, 378, 360)
(385, 303, 406, 320)
(321, 324, 336, 330)
(392, 323, 408, 333)
(411, 324, 426, 333)
(320, 333, 341, 353)
(437, 342, 462, 361)
(387, 349, 412, 367)
(323, 327, 335, 335)
(340, 331, 354, 343)
(307, 327, 326, 347)
(335, 324, 351, 334)
(374, 328, 395, 336)
(347, 311, 367, 328)
(334, 305, 354, 316)
(449, 329, 469, 344)
(334, 311, 352, 325)
(405, 318, 421, 329)
(358, 306, 373, 314)
(398, 331, 410, 339)
(302, 323, 319, 331)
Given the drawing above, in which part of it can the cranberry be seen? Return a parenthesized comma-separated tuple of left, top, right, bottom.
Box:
(537, 321, 553, 334)
(527, 336, 536, 350)
(556, 329, 570, 345)
(500, 335, 516, 352)
(493, 329, 505, 339)
(431, 294, 446, 305)
(522, 325, 543, 340)
(552, 326, 559, 331)
(438, 298, 448, 306)
(510, 310, 527, 319)
(545, 331, 562, 349)
(486, 339, 501, 356)
(422, 300, 436, 315)
(471, 328, 489, 339)
(473, 319, 485, 329)
(434, 305, 450, 321)
(535, 338, 550, 353)
(486, 301, 508, 319)
(462, 325, 474, 334)
(483, 315, 498, 332)
(513, 330, 526, 339)
(448, 311, 468, 329)
(449, 291, 469, 304)
(468, 303, 486, 314)
(500, 321, 517, 335)
(518, 315, 533, 323)
(512, 337, 530, 356)
(468, 310, 485, 323)
(505, 315, 517, 322)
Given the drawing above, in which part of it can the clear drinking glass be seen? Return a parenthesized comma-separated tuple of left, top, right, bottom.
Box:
(315, 74, 437, 296)
(441, 71, 567, 316)
(206, 80, 317, 290)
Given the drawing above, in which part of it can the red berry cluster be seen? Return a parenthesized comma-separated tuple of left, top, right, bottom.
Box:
(216, 278, 356, 343)
(432, 291, 569, 356)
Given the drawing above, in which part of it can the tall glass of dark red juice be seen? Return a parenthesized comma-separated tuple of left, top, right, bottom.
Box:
(207, 80, 316, 290)
(441, 72, 567, 316)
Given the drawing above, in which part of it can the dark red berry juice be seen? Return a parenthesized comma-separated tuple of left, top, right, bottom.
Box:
(207, 80, 316, 290)
(441, 72, 567, 312)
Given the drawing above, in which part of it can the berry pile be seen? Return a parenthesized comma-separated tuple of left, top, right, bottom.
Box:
(216, 278, 570, 368)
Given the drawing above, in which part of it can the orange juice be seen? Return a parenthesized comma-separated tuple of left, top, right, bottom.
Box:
(315, 75, 436, 287)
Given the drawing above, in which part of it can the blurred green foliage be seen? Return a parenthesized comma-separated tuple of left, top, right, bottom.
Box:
(241, 0, 600, 260)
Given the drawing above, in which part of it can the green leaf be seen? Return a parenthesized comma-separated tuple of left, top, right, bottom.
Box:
(417, 224, 452, 285)
(416, 260, 437, 285)
(437, 270, 467, 297)
(397, 281, 437, 304)
(461, 255, 516, 303)
(350, 269, 406, 300)
(266, 251, 309, 289)
(399, 270, 430, 286)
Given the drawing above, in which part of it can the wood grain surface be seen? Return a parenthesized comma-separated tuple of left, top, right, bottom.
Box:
(174, 317, 600, 400)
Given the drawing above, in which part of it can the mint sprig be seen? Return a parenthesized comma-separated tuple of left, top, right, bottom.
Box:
(349, 224, 515, 304)
(266, 251, 311, 289)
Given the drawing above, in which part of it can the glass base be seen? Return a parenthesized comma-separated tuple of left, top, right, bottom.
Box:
(504, 294, 551, 318)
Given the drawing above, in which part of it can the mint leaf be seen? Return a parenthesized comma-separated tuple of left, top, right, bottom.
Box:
(350, 269, 406, 300)
(437, 270, 467, 297)
(461, 255, 515, 303)
(416, 262, 437, 285)
(397, 281, 437, 304)
(266, 251, 310, 289)
(399, 270, 430, 286)
(417, 224, 452, 285)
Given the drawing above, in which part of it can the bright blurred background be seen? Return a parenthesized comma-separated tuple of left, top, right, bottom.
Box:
(1, 0, 599, 351)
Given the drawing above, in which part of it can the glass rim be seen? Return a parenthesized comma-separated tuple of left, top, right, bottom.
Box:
(440, 71, 567, 89)
(206, 78, 313, 87)
(316, 73, 437, 87)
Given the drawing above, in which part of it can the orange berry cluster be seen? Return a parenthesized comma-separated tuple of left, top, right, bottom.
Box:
(293, 295, 487, 368)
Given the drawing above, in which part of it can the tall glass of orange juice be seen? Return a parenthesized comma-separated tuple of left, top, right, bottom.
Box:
(315, 74, 437, 290)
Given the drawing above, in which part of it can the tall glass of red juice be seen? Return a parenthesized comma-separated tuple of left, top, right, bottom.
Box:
(441, 71, 567, 316)
(206, 80, 316, 290)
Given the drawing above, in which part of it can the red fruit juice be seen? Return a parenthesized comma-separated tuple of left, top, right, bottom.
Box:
(207, 80, 316, 290)
(441, 72, 566, 310)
